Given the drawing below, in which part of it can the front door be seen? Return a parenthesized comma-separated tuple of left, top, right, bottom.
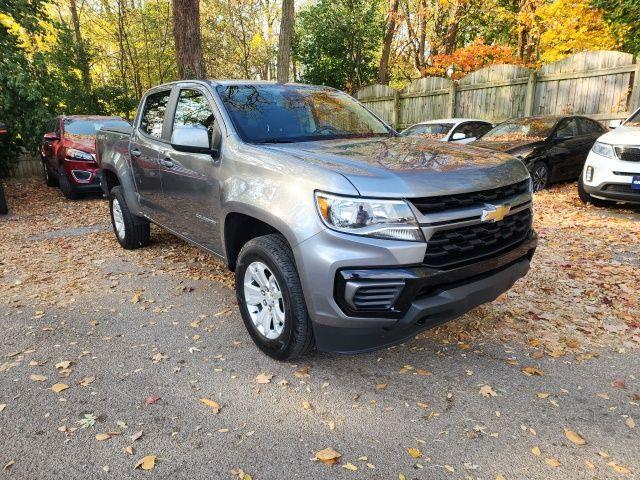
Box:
(548, 117, 582, 181)
(129, 89, 172, 216)
(158, 87, 223, 253)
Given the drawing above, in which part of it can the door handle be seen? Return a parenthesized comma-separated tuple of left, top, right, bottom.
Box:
(160, 158, 174, 168)
(130, 148, 141, 157)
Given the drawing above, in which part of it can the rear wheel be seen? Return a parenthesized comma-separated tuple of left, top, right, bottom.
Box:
(58, 165, 78, 200)
(530, 161, 550, 192)
(578, 175, 614, 207)
(109, 185, 150, 249)
(0, 183, 8, 215)
(42, 160, 57, 187)
(235, 234, 314, 360)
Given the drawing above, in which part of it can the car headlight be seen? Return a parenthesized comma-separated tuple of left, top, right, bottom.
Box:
(315, 192, 424, 241)
(66, 148, 94, 161)
(591, 142, 615, 159)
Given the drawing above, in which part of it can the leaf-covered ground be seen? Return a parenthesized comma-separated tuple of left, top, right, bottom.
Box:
(0, 178, 638, 479)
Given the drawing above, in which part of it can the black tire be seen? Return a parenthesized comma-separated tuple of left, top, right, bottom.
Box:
(0, 183, 8, 215)
(235, 234, 314, 360)
(58, 165, 79, 200)
(578, 175, 614, 207)
(530, 161, 550, 192)
(109, 185, 150, 249)
(42, 160, 58, 187)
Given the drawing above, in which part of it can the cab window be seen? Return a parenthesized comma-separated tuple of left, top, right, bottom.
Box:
(140, 90, 171, 138)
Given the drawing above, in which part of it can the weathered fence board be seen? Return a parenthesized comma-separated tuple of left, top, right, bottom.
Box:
(12, 155, 40, 178)
(356, 50, 640, 130)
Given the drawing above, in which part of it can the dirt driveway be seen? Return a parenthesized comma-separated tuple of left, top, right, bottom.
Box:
(0, 178, 638, 479)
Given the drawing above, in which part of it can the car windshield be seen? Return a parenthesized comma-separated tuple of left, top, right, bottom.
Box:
(482, 118, 557, 142)
(625, 109, 640, 127)
(401, 123, 453, 139)
(64, 119, 130, 138)
(216, 84, 391, 143)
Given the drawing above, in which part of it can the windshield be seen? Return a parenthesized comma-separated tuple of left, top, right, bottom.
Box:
(625, 109, 640, 127)
(482, 118, 557, 142)
(216, 84, 391, 143)
(64, 118, 130, 138)
(401, 123, 453, 139)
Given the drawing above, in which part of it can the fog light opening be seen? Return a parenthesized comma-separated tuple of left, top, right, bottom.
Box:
(71, 170, 92, 182)
(585, 166, 594, 182)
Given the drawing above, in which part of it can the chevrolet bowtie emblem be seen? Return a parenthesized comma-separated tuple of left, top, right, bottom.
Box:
(481, 204, 511, 222)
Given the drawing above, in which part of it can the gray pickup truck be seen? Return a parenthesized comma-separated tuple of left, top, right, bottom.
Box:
(96, 80, 537, 360)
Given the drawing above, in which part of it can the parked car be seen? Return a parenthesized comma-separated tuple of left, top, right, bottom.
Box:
(0, 121, 8, 214)
(40, 115, 130, 199)
(578, 107, 640, 206)
(400, 118, 493, 144)
(97, 80, 537, 360)
(472, 115, 607, 191)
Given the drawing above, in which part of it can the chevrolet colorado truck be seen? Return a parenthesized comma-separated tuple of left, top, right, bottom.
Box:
(96, 80, 537, 360)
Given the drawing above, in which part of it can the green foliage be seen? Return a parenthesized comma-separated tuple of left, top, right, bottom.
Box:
(294, 0, 384, 93)
(591, 0, 640, 57)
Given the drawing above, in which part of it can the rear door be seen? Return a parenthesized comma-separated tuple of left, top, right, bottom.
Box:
(575, 117, 606, 176)
(548, 117, 582, 180)
(158, 85, 224, 253)
(130, 89, 173, 217)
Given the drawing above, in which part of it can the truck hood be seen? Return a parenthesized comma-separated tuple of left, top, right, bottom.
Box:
(263, 136, 529, 197)
(596, 125, 640, 146)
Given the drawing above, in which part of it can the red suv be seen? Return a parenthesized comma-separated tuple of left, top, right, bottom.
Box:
(41, 115, 130, 199)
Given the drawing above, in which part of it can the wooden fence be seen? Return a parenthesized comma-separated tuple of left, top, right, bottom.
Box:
(356, 50, 640, 130)
(12, 154, 41, 178)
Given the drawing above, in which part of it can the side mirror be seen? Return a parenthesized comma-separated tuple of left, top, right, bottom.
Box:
(43, 132, 59, 142)
(451, 132, 466, 140)
(171, 125, 220, 157)
(608, 119, 622, 129)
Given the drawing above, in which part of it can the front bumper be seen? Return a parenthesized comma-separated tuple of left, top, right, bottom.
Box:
(63, 159, 102, 190)
(582, 151, 640, 204)
(295, 228, 537, 354)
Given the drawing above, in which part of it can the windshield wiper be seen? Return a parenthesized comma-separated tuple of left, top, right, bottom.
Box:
(255, 139, 296, 144)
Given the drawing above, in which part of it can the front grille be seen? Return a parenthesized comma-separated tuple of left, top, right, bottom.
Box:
(603, 184, 640, 194)
(351, 284, 403, 311)
(615, 147, 640, 162)
(410, 179, 530, 214)
(423, 209, 532, 268)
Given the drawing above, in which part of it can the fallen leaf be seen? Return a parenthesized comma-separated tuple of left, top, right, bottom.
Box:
(0, 404, 6, 412)
(531, 446, 541, 456)
(293, 366, 311, 378)
(144, 396, 160, 405)
(521, 367, 544, 376)
(564, 428, 586, 445)
(55, 361, 72, 370)
(152, 352, 167, 364)
(479, 385, 497, 397)
(51, 383, 69, 393)
(255, 373, 273, 384)
(342, 463, 358, 471)
(30, 374, 47, 382)
(79, 376, 95, 387)
(444, 465, 455, 473)
(123, 446, 134, 455)
(536, 392, 550, 399)
(130, 431, 143, 442)
(625, 417, 635, 429)
(302, 401, 312, 410)
(134, 455, 156, 470)
(315, 447, 341, 466)
(496, 475, 506, 480)
(607, 461, 630, 474)
(96, 433, 111, 441)
(131, 292, 142, 304)
(199, 398, 222, 414)
(375, 383, 388, 390)
(407, 447, 422, 459)
(3, 460, 14, 471)
(545, 457, 560, 467)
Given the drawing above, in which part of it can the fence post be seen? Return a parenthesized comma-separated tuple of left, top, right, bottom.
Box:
(631, 60, 640, 112)
(393, 90, 401, 129)
(524, 70, 537, 116)
(448, 80, 457, 117)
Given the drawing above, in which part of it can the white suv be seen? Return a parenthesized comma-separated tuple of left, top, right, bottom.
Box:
(579, 108, 640, 206)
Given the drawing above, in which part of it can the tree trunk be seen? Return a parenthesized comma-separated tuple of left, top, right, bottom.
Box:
(69, 0, 92, 95)
(172, 0, 206, 79)
(276, 0, 294, 83)
(378, 0, 399, 85)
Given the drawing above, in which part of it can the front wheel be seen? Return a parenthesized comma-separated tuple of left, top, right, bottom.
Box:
(109, 186, 150, 249)
(235, 234, 314, 360)
(43, 160, 57, 187)
(530, 161, 550, 192)
(58, 165, 78, 200)
(578, 175, 614, 207)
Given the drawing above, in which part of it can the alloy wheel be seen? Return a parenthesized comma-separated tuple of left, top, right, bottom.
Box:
(243, 261, 285, 340)
(111, 198, 126, 240)
(531, 164, 549, 192)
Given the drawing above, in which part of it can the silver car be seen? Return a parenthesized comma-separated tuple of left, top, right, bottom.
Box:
(96, 80, 537, 360)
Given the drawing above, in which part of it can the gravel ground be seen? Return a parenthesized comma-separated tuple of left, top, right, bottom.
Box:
(0, 179, 638, 480)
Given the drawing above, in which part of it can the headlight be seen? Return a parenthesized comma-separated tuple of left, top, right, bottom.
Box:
(591, 142, 615, 159)
(315, 192, 424, 242)
(66, 148, 94, 161)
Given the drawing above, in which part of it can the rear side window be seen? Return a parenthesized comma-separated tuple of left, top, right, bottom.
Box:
(555, 118, 578, 138)
(577, 118, 604, 135)
(140, 90, 171, 138)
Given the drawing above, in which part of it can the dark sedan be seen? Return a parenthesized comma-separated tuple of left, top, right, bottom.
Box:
(472, 115, 606, 191)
